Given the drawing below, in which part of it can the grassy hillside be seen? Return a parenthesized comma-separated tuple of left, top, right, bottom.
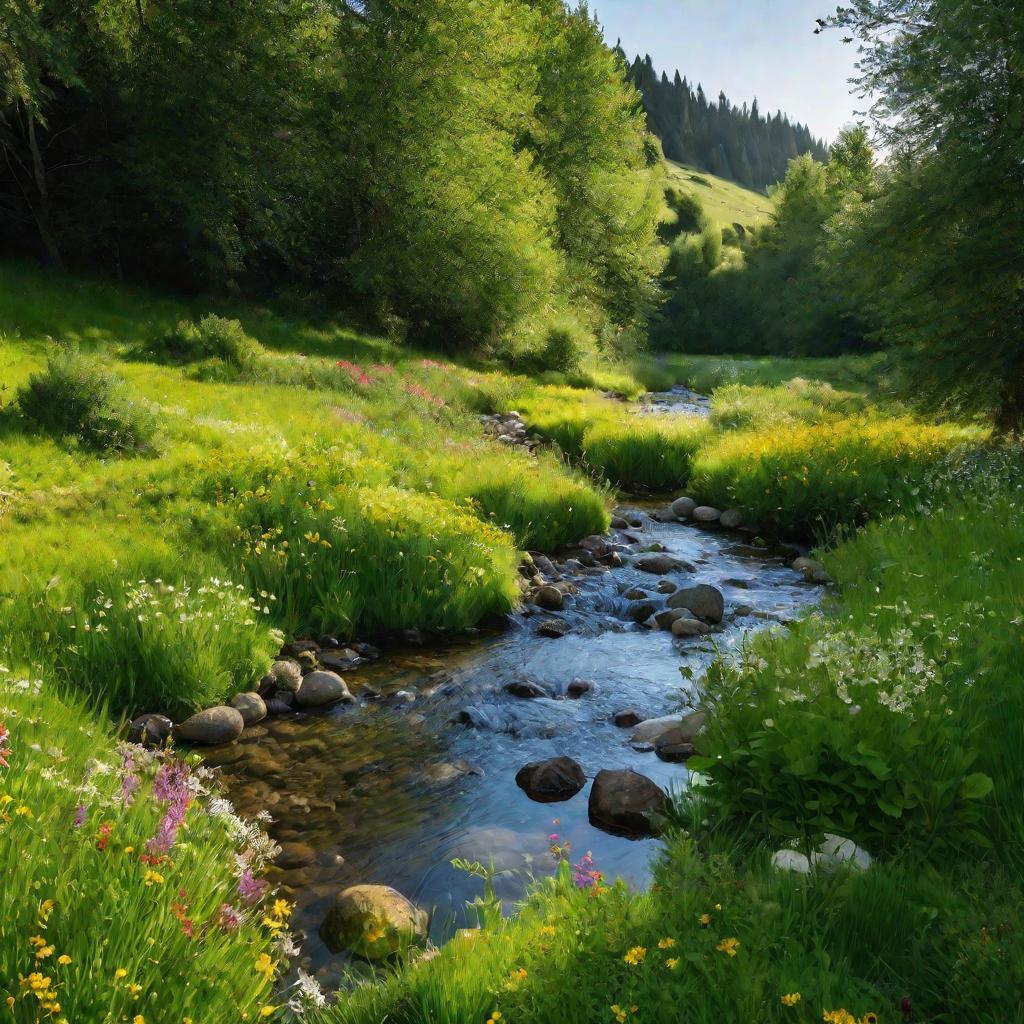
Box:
(665, 160, 773, 231)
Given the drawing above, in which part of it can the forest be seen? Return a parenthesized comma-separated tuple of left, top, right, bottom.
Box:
(1, 2, 1023, 1023)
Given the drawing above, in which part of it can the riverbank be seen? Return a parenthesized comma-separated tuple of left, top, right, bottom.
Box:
(2, 264, 1018, 1022)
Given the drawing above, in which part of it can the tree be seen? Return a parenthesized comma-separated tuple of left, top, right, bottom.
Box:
(825, 0, 1024, 429)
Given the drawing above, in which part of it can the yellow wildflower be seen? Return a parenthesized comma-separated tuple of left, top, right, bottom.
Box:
(699, 913, 711, 926)
(270, 899, 292, 920)
(259, 1007, 277, 1018)
(57, 955, 71, 965)
(134, 1016, 145, 1024)
(781, 992, 801, 1007)
(716, 937, 740, 957)
(255, 953, 277, 982)
(822, 1011, 857, 1024)
(15, 805, 32, 817)
(657, 937, 676, 949)
(539, 925, 556, 937)
(666, 957, 680, 970)
(114, 968, 128, 981)
(143, 870, 164, 886)
(623, 945, 646, 966)
(714, 903, 722, 911)
(127, 983, 143, 998)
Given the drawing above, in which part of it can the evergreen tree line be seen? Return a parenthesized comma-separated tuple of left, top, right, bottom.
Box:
(624, 53, 829, 191)
(0, 0, 664, 357)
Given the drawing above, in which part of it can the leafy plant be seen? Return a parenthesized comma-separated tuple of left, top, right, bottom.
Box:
(17, 348, 158, 455)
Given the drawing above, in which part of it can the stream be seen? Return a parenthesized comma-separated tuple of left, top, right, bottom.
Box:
(205, 488, 822, 986)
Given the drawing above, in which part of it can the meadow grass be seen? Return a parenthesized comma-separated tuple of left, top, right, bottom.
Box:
(0, 676, 295, 1024)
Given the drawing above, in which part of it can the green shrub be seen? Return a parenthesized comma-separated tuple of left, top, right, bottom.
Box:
(700, 225, 723, 269)
(539, 322, 588, 374)
(17, 348, 158, 455)
(155, 314, 262, 369)
(582, 415, 710, 489)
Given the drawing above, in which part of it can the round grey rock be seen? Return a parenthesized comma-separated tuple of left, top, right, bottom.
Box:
(692, 505, 722, 524)
(231, 692, 267, 727)
(667, 584, 725, 623)
(671, 496, 697, 518)
(719, 508, 743, 529)
(175, 706, 245, 746)
(671, 617, 711, 638)
(515, 756, 586, 803)
(534, 585, 565, 611)
(295, 670, 355, 708)
(588, 769, 668, 837)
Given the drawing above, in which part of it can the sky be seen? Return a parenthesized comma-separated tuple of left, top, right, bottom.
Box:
(592, 0, 865, 143)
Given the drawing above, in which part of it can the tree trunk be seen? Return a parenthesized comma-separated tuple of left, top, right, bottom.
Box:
(24, 102, 65, 271)
(995, 348, 1024, 435)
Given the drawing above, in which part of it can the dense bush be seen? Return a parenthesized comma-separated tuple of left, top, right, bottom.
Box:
(154, 315, 262, 370)
(539, 322, 587, 374)
(17, 349, 158, 454)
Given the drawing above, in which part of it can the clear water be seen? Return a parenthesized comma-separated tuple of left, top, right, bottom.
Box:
(209, 511, 820, 985)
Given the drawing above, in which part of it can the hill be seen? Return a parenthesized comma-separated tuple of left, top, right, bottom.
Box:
(664, 159, 774, 232)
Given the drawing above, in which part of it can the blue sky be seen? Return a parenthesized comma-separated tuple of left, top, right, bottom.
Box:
(592, 0, 864, 143)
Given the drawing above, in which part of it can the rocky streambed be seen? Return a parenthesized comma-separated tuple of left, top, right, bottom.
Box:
(193, 500, 825, 987)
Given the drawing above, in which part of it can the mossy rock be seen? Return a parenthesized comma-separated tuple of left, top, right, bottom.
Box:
(320, 884, 428, 959)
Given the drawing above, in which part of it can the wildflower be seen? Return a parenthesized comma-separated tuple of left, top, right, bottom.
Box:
(73, 805, 86, 829)
(699, 913, 711, 926)
(126, 983, 143, 998)
(96, 821, 113, 850)
(255, 953, 277, 983)
(822, 1011, 858, 1024)
(238, 869, 268, 905)
(57, 955, 72, 966)
(539, 925, 556, 937)
(514, 968, 527, 980)
(716, 937, 740, 957)
(665, 957, 680, 970)
(217, 903, 244, 931)
(134, 1016, 145, 1024)
(781, 992, 801, 1007)
(486, 1013, 503, 1024)
(658, 936, 676, 949)
(15, 805, 32, 817)
(259, 1008, 277, 1018)
(623, 945, 646, 966)
(287, 969, 327, 1013)
(714, 903, 722, 911)
(0, 721, 9, 769)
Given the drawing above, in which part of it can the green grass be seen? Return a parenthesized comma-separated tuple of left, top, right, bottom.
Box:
(664, 160, 773, 232)
(0, 678, 291, 1023)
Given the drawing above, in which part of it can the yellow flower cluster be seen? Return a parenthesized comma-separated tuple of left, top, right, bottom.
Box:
(485, 1011, 503, 1024)
(822, 1011, 879, 1024)
(262, 898, 293, 935)
(18, 972, 63, 1021)
(715, 937, 740, 957)
(622, 946, 646, 966)
(610, 1004, 638, 1023)
(254, 953, 277, 983)
(781, 992, 801, 1007)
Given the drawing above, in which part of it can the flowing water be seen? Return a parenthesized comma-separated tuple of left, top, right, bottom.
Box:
(207, 506, 822, 986)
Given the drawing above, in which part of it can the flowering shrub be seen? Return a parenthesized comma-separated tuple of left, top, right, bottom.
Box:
(42, 577, 282, 715)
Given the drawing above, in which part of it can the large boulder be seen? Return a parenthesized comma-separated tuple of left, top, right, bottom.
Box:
(231, 692, 267, 727)
(515, 756, 586, 803)
(175, 706, 244, 746)
(295, 670, 355, 708)
(667, 584, 724, 624)
(588, 769, 668, 837)
(320, 885, 428, 959)
(631, 711, 705, 747)
(671, 496, 697, 519)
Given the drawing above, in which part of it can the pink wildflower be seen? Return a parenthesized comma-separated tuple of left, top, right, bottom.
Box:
(146, 759, 192, 855)
(572, 851, 602, 889)
(336, 360, 371, 387)
(217, 903, 244, 931)
(0, 722, 9, 769)
(370, 363, 395, 377)
(120, 749, 141, 806)
(73, 805, 87, 829)
(238, 869, 268, 905)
